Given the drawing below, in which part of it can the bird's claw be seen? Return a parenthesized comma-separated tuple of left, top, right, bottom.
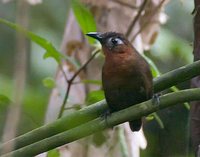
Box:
(101, 109, 113, 129)
(101, 109, 111, 120)
(152, 93, 161, 106)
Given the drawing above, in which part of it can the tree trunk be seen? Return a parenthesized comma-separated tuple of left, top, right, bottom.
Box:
(190, 1, 200, 156)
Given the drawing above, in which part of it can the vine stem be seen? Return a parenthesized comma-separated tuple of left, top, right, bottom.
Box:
(3, 88, 200, 157)
(1, 60, 200, 153)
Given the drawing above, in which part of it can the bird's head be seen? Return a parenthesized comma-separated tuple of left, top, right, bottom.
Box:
(86, 32, 132, 55)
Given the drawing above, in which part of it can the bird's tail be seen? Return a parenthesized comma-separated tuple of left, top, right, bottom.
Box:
(129, 119, 142, 132)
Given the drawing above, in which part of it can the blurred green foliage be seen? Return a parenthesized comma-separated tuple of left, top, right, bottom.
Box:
(0, 95, 11, 107)
(86, 90, 105, 105)
(47, 149, 60, 157)
(82, 79, 102, 86)
(42, 77, 56, 88)
(0, 0, 69, 138)
(151, 28, 193, 71)
(92, 131, 107, 147)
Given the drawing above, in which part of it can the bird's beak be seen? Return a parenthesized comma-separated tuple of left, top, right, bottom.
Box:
(86, 32, 103, 42)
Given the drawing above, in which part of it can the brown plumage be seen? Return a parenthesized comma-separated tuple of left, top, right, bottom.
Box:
(87, 32, 153, 131)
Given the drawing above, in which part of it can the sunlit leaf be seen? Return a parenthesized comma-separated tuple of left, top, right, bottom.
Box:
(71, 0, 97, 44)
(86, 90, 105, 105)
(42, 77, 56, 88)
(47, 149, 60, 157)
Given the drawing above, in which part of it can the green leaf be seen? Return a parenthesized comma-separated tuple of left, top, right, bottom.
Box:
(146, 114, 154, 121)
(71, 0, 97, 44)
(170, 86, 190, 110)
(82, 79, 102, 85)
(142, 54, 161, 78)
(92, 131, 107, 147)
(0, 18, 64, 64)
(42, 77, 56, 88)
(146, 113, 164, 129)
(152, 113, 164, 129)
(27, 33, 64, 63)
(86, 90, 105, 105)
(0, 95, 11, 106)
(47, 149, 60, 157)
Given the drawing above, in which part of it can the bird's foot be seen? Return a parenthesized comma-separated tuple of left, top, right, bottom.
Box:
(101, 109, 111, 120)
(152, 93, 161, 106)
(101, 109, 113, 128)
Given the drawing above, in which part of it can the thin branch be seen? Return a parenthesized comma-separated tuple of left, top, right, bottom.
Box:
(110, 0, 138, 10)
(125, 0, 148, 37)
(3, 88, 200, 157)
(130, 0, 166, 42)
(58, 81, 71, 118)
(58, 63, 69, 83)
(58, 48, 100, 118)
(1, 60, 200, 152)
(70, 49, 100, 82)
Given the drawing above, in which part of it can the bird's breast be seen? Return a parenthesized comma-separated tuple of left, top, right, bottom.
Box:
(102, 58, 142, 88)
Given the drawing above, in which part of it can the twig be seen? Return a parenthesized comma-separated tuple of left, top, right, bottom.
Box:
(125, 0, 148, 37)
(58, 81, 71, 118)
(130, 0, 166, 42)
(57, 48, 100, 118)
(111, 0, 138, 10)
(58, 63, 69, 83)
(69, 49, 100, 82)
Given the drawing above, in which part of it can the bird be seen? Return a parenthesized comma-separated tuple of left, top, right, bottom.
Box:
(86, 32, 153, 131)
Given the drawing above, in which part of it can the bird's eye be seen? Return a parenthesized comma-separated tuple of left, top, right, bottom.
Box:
(110, 37, 123, 45)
